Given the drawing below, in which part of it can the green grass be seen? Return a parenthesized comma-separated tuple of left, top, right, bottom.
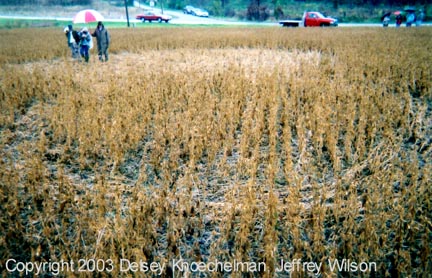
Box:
(0, 18, 65, 29)
(0, 17, 273, 30)
(0, 18, 158, 29)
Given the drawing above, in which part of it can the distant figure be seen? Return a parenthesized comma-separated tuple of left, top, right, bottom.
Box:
(395, 14, 403, 27)
(92, 21, 110, 62)
(64, 24, 80, 59)
(406, 12, 415, 27)
(416, 9, 425, 26)
(381, 12, 391, 27)
(79, 27, 92, 63)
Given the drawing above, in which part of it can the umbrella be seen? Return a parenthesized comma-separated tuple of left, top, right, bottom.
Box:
(393, 11, 404, 16)
(404, 6, 416, 12)
(73, 9, 104, 24)
(381, 12, 391, 21)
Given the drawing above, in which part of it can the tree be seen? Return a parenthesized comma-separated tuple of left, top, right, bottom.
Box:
(274, 5, 284, 19)
(0, 0, 93, 5)
(212, 0, 223, 16)
(247, 0, 269, 21)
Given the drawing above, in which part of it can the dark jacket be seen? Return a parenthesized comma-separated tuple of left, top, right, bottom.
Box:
(65, 25, 74, 46)
(92, 24, 110, 50)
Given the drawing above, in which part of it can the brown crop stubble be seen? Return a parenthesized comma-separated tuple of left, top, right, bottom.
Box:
(0, 27, 431, 277)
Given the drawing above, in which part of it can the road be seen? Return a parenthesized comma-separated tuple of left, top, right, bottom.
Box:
(133, 2, 252, 26)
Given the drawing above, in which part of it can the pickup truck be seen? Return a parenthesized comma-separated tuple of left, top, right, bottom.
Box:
(279, 12, 338, 27)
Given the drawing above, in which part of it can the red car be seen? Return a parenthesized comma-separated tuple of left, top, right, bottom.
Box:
(303, 12, 338, 27)
(136, 11, 172, 23)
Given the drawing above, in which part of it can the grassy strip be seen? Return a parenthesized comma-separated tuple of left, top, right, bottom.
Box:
(0, 17, 275, 29)
(0, 18, 138, 29)
(0, 18, 64, 29)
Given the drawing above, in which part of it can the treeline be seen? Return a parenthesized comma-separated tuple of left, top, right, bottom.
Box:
(0, 0, 92, 5)
(329, 0, 428, 8)
(0, 0, 427, 8)
(163, 0, 428, 9)
(0, 0, 427, 7)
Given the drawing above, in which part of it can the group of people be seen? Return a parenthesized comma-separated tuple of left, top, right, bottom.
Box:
(382, 9, 425, 27)
(64, 21, 110, 63)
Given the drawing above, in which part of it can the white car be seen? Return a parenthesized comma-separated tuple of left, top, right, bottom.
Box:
(191, 8, 209, 17)
(183, 5, 195, 14)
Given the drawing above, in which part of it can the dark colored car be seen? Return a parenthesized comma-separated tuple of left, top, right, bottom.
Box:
(136, 11, 172, 23)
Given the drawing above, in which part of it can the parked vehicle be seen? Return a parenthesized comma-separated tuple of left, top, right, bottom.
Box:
(279, 11, 338, 27)
(191, 8, 209, 17)
(136, 11, 172, 23)
(183, 5, 195, 14)
(183, 5, 209, 17)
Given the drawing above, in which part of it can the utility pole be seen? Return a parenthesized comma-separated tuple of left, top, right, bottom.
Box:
(160, 0, 164, 14)
(124, 0, 130, 27)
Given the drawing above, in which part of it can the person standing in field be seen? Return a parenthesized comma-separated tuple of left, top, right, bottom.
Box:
(395, 14, 403, 27)
(416, 9, 425, 26)
(64, 24, 80, 59)
(92, 21, 110, 62)
(381, 12, 391, 27)
(79, 27, 92, 63)
(406, 12, 415, 27)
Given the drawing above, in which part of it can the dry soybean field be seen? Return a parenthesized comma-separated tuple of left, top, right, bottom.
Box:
(0, 27, 431, 277)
